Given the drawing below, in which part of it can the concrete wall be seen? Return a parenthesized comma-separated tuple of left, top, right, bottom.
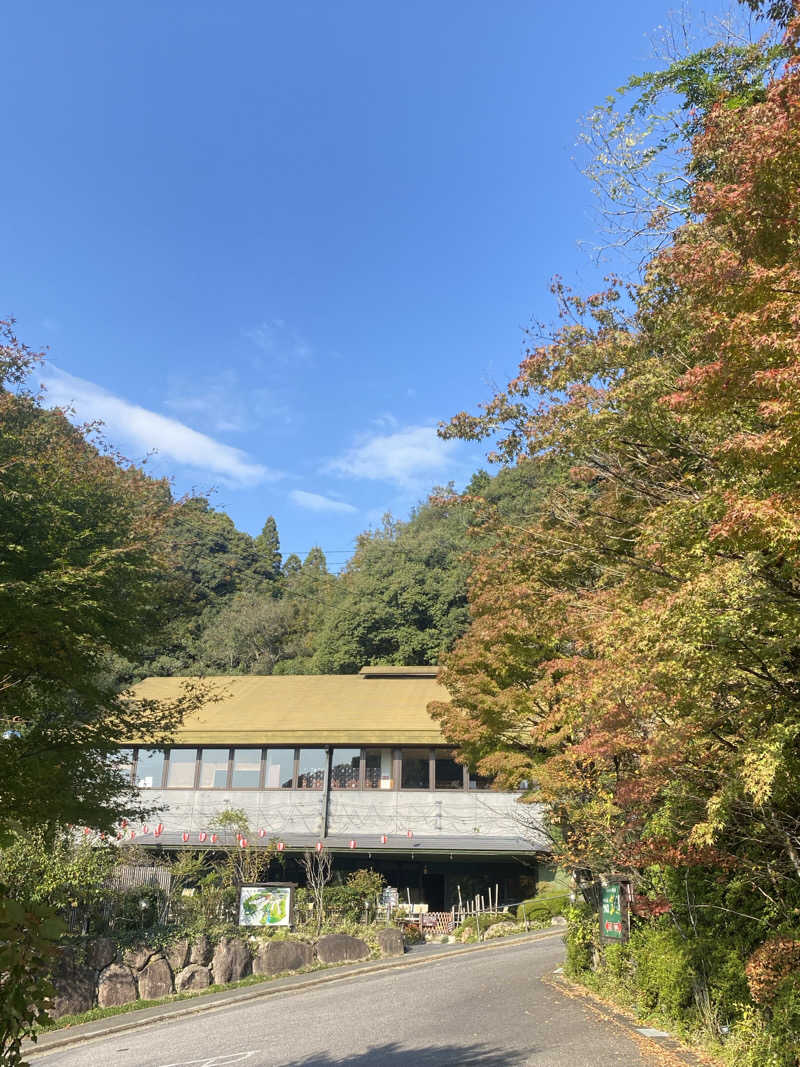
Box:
(141, 788, 534, 839)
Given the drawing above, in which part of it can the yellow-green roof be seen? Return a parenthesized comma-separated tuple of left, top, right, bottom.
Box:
(129, 673, 451, 745)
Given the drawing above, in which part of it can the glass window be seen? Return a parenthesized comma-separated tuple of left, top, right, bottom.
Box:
(231, 748, 261, 789)
(265, 748, 295, 789)
(297, 748, 326, 790)
(435, 751, 464, 790)
(114, 748, 134, 785)
(331, 748, 361, 789)
(198, 748, 229, 789)
(166, 748, 197, 788)
(135, 748, 165, 789)
(401, 749, 430, 790)
(469, 772, 492, 791)
(364, 748, 393, 789)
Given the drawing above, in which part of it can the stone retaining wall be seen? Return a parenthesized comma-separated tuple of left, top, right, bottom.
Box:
(50, 929, 404, 1019)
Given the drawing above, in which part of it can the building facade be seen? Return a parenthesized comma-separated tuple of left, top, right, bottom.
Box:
(122, 667, 549, 909)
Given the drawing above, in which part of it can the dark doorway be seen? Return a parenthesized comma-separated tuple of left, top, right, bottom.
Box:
(422, 872, 445, 910)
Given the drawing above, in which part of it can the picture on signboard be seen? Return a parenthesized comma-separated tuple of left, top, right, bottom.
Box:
(238, 883, 294, 927)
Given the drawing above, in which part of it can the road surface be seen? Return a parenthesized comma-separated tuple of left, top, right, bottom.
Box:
(32, 937, 664, 1066)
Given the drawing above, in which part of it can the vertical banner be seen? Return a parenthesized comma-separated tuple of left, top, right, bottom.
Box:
(600, 879, 629, 943)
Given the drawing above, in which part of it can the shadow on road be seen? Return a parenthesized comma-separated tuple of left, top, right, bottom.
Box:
(289, 1041, 528, 1066)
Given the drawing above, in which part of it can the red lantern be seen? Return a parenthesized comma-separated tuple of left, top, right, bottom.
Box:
(258, 828, 267, 838)
(211, 833, 218, 844)
(276, 841, 285, 851)
(349, 839, 357, 849)
(315, 841, 323, 852)
(142, 825, 150, 835)
(407, 830, 413, 839)
(116, 832, 123, 840)
(182, 832, 189, 843)
(380, 834, 388, 844)
(155, 823, 163, 837)
(199, 832, 207, 843)
(83, 827, 91, 836)
(129, 830, 136, 839)
(239, 837, 248, 848)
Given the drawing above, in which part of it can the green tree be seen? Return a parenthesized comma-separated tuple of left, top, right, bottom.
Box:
(255, 515, 282, 579)
(0, 321, 210, 833)
(198, 593, 300, 673)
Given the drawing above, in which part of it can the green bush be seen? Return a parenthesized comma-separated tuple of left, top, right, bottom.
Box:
(516, 893, 568, 923)
(630, 924, 694, 1022)
(0, 886, 64, 1066)
(722, 1003, 800, 1067)
(563, 902, 596, 977)
(459, 911, 516, 935)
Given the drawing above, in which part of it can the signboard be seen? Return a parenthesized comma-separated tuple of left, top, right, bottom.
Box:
(238, 883, 295, 928)
(600, 880, 628, 943)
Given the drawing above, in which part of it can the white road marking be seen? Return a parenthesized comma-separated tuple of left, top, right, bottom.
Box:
(157, 1053, 258, 1067)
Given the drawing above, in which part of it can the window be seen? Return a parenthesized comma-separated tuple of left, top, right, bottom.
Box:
(297, 748, 326, 789)
(115, 748, 134, 785)
(331, 748, 360, 789)
(198, 748, 229, 789)
(435, 751, 464, 790)
(364, 748, 393, 789)
(469, 772, 492, 791)
(401, 749, 430, 790)
(135, 748, 165, 789)
(166, 748, 197, 788)
(265, 748, 295, 789)
(231, 748, 261, 789)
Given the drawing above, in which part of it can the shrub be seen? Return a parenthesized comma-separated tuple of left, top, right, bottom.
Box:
(563, 903, 596, 977)
(722, 1004, 800, 1067)
(629, 924, 694, 1022)
(459, 911, 516, 935)
(0, 886, 64, 1066)
(746, 938, 800, 1005)
(517, 893, 568, 923)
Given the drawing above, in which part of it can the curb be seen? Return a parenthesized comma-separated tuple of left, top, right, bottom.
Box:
(28, 929, 563, 1058)
(543, 972, 721, 1067)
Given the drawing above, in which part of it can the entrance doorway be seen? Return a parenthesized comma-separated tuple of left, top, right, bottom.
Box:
(422, 872, 445, 910)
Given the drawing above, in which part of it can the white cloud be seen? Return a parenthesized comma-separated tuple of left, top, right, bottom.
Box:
(244, 319, 312, 365)
(164, 369, 291, 434)
(289, 489, 357, 514)
(325, 424, 461, 489)
(40, 365, 278, 488)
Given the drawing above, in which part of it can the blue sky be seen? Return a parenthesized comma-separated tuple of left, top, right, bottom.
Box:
(2, 1, 731, 569)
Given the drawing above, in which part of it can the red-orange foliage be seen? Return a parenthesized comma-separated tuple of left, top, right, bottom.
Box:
(746, 938, 800, 1003)
(434, 22, 800, 908)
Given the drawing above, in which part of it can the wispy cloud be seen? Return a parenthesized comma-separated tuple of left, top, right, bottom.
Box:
(244, 319, 313, 365)
(164, 369, 290, 433)
(325, 424, 462, 489)
(41, 365, 278, 488)
(290, 489, 357, 514)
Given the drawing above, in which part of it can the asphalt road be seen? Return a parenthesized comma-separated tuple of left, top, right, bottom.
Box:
(32, 938, 661, 1067)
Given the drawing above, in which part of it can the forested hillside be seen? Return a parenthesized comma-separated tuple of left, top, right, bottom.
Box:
(118, 459, 560, 681)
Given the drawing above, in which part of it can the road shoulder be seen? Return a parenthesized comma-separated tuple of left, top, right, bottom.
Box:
(543, 971, 723, 1067)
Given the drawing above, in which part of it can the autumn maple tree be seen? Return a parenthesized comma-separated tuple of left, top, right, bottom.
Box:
(433, 11, 800, 931)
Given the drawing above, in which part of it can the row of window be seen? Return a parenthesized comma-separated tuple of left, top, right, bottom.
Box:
(117, 747, 492, 792)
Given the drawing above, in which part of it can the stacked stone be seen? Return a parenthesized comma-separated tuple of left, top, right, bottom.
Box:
(49, 928, 405, 1018)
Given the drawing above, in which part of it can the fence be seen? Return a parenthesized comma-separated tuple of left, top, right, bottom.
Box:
(64, 864, 173, 933)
